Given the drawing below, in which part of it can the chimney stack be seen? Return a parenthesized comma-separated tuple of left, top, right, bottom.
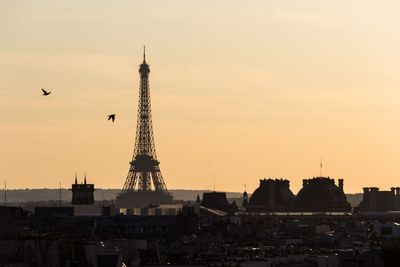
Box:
(338, 179, 344, 191)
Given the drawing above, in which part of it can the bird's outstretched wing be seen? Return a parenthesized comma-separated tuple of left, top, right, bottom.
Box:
(41, 88, 51, 95)
(108, 114, 116, 122)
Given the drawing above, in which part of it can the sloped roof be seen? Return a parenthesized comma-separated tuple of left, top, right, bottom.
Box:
(249, 178, 295, 207)
(295, 177, 351, 212)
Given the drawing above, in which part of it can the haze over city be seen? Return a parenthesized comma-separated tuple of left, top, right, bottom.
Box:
(2, 1, 400, 193)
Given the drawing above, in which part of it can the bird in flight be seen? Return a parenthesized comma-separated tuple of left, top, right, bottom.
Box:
(41, 88, 51, 96)
(108, 114, 116, 122)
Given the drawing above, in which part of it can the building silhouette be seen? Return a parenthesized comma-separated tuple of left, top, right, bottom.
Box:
(246, 178, 295, 212)
(116, 48, 173, 209)
(71, 174, 95, 205)
(356, 187, 400, 212)
(294, 177, 351, 212)
(200, 192, 238, 213)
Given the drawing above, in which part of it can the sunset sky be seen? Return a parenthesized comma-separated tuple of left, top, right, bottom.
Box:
(2, 1, 400, 194)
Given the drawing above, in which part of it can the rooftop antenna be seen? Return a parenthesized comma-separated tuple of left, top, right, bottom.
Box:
(59, 181, 61, 208)
(4, 180, 6, 207)
(143, 45, 146, 63)
(320, 158, 323, 177)
(244, 184, 247, 192)
(213, 176, 216, 192)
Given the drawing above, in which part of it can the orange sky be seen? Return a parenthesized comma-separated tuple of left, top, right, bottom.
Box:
(2, 1, 400, 194)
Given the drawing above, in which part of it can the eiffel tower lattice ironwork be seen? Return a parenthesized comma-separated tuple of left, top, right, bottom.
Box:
(121, 47, 169, 194)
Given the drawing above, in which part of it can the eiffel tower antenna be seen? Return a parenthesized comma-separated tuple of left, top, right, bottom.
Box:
(116, 48, 172, 208)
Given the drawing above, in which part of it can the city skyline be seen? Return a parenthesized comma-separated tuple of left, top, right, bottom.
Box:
(2, 1, 400, 193)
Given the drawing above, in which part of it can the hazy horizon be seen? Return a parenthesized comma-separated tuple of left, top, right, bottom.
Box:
(2, 1, 400, 194)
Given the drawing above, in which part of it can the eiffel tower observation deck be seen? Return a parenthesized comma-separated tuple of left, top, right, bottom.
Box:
(116, 48, 173, 209)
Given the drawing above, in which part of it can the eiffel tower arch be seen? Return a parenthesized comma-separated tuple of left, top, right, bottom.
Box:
(116, 48, 173, 209)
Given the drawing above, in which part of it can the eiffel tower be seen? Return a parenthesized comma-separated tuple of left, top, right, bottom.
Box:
(116, 47, 173, 209)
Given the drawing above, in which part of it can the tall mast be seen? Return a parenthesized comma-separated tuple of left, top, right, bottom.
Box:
(59, 181, 61, 207)
(4, 180, 6, 207)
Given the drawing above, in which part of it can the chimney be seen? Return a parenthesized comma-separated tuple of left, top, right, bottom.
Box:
(284, 180, 290, 188)
(338, 179, 344, 191)
(369, 187, 378, 211)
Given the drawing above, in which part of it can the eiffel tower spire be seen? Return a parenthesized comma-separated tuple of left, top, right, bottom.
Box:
(120, 48, 169, 194)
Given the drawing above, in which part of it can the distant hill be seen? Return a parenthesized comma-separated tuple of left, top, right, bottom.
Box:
(345, 193, 363, 208)
(1, 189, 243, 204)
(1, 189, 363, 207)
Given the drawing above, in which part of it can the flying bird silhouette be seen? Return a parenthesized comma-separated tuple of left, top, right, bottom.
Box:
(41, 88, 51, 96)
(108, 114, 116, 122)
